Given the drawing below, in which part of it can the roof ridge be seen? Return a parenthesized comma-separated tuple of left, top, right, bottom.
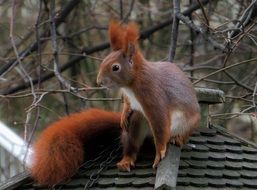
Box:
(211, 124, 257, 149)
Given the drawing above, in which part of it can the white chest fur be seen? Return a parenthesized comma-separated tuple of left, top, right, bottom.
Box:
(170, 110, 188, 136)
(121, 88, 145, 115)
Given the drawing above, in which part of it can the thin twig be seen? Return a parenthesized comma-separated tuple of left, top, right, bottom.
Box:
(23, 0, 44, 165)
(50, 1, 75, 92)
(0, 87, 106, 99)
(228, 0, 257, 39)
(253, 82, 257, 116)
(224, 70, 254, 92)
(119, 0, 123, 20)
(168, 0, 180, 62)
(9, 0, 37, 141)
(193, 57, 257, 86)
(196, 0, 209, 29)
(122, 0, 135, 22)
(0, 0, 81, 77)
(188, 0, 195, 77)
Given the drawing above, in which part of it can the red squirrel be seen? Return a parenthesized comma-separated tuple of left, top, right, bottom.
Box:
(30, 21, 200, 186)
(97, 21, 200, 171)
(30, 108, 121, 186)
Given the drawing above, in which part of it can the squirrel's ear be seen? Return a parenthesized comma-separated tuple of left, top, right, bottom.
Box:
(123, 22, 139, 60)
(108, 20, 125, 50)
(126, 43, 135, 61)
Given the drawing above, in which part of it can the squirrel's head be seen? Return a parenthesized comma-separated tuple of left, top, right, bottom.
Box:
(97, 20, 141, 88)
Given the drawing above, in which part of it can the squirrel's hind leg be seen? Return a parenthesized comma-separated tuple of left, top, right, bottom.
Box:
(117, 111, 148, 171)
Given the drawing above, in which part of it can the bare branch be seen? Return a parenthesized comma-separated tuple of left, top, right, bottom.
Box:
(175, 12, 226, 51)
(0, 0, 81, 77)
(50, 0, 75, 92)
(253, 82, 257, 115)
(9, 0, 37, 141)
(193, 57, 257, 88)
(168, 0, 180, 62)
(196, 0, 209, 29)
(2, 0, 211, 95)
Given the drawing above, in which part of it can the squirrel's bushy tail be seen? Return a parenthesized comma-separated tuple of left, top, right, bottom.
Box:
(30, 108, 121, 186)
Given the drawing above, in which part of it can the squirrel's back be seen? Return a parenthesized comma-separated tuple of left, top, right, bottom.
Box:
(139, 61, 199, 112)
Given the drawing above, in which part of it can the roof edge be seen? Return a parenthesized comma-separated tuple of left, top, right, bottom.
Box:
(212, 124, 257, 149)
(0, 171, 30, 190)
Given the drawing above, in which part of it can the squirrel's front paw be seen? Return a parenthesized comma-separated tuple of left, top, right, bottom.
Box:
(171, 135, 186, 147)
(117, 156, 135, 172)
(152, 145, 167, 168)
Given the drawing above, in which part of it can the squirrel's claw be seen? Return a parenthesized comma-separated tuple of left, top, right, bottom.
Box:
(152, 145, 167, 168)
(117, 156, 135, 172)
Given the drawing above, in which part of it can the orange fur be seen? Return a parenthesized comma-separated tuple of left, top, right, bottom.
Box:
(108, 20, 125, 50)
(30, 108, 121, 186)
(123, 22, 139, 52)
(123, 22, 143, 64)
(108, 20, 143, 64)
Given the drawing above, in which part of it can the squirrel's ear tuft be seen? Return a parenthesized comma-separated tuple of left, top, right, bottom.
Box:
(123, 22, 139, 56)
(108, 20, 125, 51)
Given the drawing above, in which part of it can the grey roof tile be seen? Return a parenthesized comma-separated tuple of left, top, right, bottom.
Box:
(189, 136, 207, 144)
(177, 177, 191, 186)
(132, 177, 154, 187)
(223, 170, 240, 179)
(191, 130, 200, 137)
(242, 179, 257, 188)
(225, 152, 243, 161)
(208, 178, 226, 187)
(206, 143, 226, 152)
(180, 151, 191, 160)
(114, 177, 133, 187)
(178, 170, 187, 177)
(186, 168, 205, 178)
(190, 178, 208, 187)
(117, 171, 135, 178)
(207, 136, 225, 145)
(179, 160, 189, 169)
(101, 169, 118, 177)
(190, 152, 209, 161)
(191, 144, 209, 152)
(242, 162, 257, 171)
(225, 144, 243, 153)
(134, 168, 155, 177)
(207, 160, 225, 169)
(135, 161, 152, 169)
(97, 178, 115, 187)
(242, 153, 257, 162)
(185, 160, 207, 169)
(198, 127, 216, 137)
(182, 144, 193, 152)
(242, 146, 257, 154)
(219, 135, 241, 146)
(225, 161, 243, 170)
(208, 152, 226, 161)
(240, 170, 257, 179)
(205, 169, 223, 178)
(225, 179, 243, 188)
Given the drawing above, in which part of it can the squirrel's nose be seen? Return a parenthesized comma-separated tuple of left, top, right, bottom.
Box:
(96, 75, 104, 87)
(97, 81, 104, 87)
(96, 78, 102, 86)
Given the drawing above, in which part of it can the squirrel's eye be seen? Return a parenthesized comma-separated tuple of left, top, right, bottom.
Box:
(112, 64, 121, 72)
